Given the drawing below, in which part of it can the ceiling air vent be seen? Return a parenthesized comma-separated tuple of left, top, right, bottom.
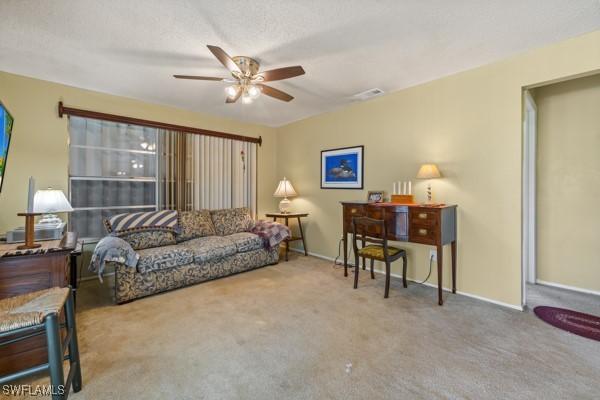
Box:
(351, 88, 385, 101)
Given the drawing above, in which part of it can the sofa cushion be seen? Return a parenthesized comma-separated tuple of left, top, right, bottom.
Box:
(177, 210, 217, 242)
(225, 232, 263, 253)
(181, 236, 237, 263)
(105, 210, 179, 235)
(136, 245, 194, 274)
(118, 230, 177, 250)
(210, 207, 254, 236)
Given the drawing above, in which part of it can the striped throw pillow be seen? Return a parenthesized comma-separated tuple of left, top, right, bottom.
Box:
(106, 210, 179, 234)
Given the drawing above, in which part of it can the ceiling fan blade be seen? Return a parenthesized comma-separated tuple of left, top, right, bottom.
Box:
(226, 87, 242, 103)
(207, 45, 241, 74)
(173, 75, 225, 81)
(258, 66, 305, 82)
(257, 84, 294, 102)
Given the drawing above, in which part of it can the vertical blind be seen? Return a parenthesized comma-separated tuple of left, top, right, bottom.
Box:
(159, 130, 257, 216)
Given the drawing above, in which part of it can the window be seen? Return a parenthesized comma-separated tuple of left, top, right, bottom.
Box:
(67, 115, 258, 240)
(68, 117, 159, 240)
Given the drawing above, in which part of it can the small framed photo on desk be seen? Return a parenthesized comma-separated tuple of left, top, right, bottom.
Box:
(367, 191, 384, 203)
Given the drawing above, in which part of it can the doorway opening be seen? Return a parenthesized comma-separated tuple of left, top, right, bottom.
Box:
(522, 73, 600, 313)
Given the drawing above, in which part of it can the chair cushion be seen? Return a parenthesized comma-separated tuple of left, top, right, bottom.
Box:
(180, 236, 237, 263)
(358, 245, 403, 259)
(137, 245, 194, 273)
(0, 287, 69, 334)
(225, 232, 264, 253)
(210, 208, 255, 236)
(177, 210, 217, 242)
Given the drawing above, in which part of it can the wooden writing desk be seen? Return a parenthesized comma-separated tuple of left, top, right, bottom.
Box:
(341, 202, 457, 305)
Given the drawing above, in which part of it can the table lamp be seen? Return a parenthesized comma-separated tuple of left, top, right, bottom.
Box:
(273, 177, 297, 213)
(33, 188, 74, 225)
(416, 164, 441, 204)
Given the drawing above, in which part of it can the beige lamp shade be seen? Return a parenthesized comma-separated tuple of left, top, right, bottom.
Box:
(274, 177, 297, 213)
(416, 164, 441, 179)
(33, 188, 73, 225)
(33, 189, 73, 213)
(273, 177, 298, 198)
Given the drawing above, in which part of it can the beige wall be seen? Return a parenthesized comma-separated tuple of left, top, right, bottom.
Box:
(276, 30, 600, 308)
(535, 73, 600, 293)
(0, 71, 278, 233)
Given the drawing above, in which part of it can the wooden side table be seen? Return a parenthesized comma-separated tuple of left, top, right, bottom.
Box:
(265, 213, 308, 261)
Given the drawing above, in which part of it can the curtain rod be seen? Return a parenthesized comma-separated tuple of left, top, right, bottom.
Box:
(58, 101, 262, 146)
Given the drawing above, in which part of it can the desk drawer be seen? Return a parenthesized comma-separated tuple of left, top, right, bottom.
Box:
(343, 204, 367, 232)
(409, 209, 439, 227)
(409, 225, 437, 245)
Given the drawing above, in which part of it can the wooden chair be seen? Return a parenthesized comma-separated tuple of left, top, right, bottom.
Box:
(352, 216, 407, 298)
(0, 287, 82, 399)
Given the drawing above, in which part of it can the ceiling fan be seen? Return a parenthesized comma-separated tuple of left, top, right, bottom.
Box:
(174, 45, 305, 104)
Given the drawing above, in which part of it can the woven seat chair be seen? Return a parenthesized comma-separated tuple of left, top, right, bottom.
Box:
(352, 216, 408, 298)
(0, 287, 82, 400)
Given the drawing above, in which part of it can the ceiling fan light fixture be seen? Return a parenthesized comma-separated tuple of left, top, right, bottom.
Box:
(248, 85, 261, 98)
(174, 45, 304, 104)
(241, 94, 253, 104)
(225, 85, 238, 97)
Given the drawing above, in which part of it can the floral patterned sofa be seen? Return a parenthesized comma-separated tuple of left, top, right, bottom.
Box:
(104, 208, 280, 303)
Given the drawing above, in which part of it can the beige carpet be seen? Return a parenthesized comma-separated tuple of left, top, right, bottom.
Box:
(13, 255, 600, 399)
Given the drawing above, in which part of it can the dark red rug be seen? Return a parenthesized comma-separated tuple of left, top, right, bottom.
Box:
(534, 306, 600, 341)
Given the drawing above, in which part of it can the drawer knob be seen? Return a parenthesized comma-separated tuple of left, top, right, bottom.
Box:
(351, 209, 357, 214)
(418, 228, 428, 235)
(418, 213, 428, 219)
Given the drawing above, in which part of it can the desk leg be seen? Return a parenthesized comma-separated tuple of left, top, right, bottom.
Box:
(437, 244, 443, 306)
(297, 217, 308, 256)
(343, 233, 348, 277)
(451, 240, 457, 294)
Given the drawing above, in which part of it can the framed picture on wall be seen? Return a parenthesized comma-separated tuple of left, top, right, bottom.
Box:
(321, 145, 364, 189)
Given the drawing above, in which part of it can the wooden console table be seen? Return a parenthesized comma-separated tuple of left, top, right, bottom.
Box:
(341, 202, 457, 305)
(266, 212, 308, 261)
(0, 232, 78, 375)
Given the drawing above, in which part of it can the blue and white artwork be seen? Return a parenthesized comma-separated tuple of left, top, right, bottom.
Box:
(321, 146, 363, 189)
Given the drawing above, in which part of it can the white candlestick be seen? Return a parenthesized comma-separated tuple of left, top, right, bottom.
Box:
(402, 181, 406, 195)
(27, 176, 35, 213)
(393, 182, 398, 195)
(408, 181, 412, 195)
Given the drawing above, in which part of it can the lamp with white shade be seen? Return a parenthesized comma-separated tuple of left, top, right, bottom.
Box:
(34, 188, 74, 225)
(416, 164, 442, 204)
(273, 177, 298, 213)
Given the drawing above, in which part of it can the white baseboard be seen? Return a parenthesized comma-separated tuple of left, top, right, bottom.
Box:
(535, 279, 600, 297)
(289, 247, 523, 311)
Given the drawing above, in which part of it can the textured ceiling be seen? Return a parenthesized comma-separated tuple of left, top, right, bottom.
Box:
(1, 0, 600, 127)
